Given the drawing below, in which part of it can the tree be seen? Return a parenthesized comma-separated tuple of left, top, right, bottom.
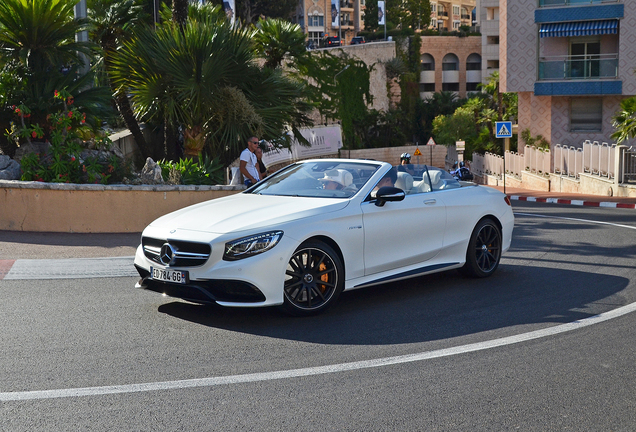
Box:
(611, 96, 636, 144)
(403, 0, 431, 31)
(209, 0, 297, 25)
(0, 0, 107, 156)
(88, 0, 154, 159)
(252, 18, 307, 69)
(431, 105, 478, 147)
(110, 8, 312, 165)
(362, 1, 380, 32)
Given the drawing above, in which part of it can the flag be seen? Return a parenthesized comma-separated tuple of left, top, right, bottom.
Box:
(331, 0, 340, 27)
(223, 0, 235, 25)
(378, 1, 385, 26)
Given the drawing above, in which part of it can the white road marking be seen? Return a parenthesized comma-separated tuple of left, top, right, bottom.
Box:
(1, 212, 634, 401)
(2, 301, 636, 402)
(2, 256, 138, 280)
(514, 212, 636, 231)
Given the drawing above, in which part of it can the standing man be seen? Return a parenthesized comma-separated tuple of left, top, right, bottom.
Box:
(240, 136, 260, 187)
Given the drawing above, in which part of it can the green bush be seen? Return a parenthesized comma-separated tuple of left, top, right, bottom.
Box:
(13, 90, 129, 184)
(158, 153, 224, 185)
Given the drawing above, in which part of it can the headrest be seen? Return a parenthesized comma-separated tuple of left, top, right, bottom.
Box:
(319, 169, 353, 187)
(427, 170, 442, 185)
(395, 171, 413, 191)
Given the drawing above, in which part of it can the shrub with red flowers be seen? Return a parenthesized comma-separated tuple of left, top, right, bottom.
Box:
(10, 90, 127, 184)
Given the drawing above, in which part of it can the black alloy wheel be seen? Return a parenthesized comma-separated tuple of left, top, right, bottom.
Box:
(282, 241, 344, 316)
(461, 218, 502, 278)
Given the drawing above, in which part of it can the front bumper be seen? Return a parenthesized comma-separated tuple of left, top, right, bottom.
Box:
(135, 265, 266, 304)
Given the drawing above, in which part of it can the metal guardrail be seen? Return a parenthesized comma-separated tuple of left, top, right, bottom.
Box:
(582, 140, 615, 178)
(504, 151, 524, 178)
(539, 0, 619, 6)
(443, 142, 632, 184)
(621, 146, 636, 183)
(524, 146, 551, 176)
(554, 144, 583, 179)
(538, 55, 618, 80)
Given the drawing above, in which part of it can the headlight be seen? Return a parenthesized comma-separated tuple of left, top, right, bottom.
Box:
(223, 231, 284, 261)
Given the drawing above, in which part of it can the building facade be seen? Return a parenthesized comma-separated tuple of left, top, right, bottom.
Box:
(430, 0, 476, 31)
(500, 0, 636, 149)
(476, 0, 499, 83)
(419, 35, 482, 99)
(295, 0, 365, 46)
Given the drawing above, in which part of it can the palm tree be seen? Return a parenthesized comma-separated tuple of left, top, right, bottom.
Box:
(611, 96, 636, 144)
(0, 0, 94, 76)
(88, 0, 154, 159)
(0, 0, 102, 156)
(110, 8, 312, 164)
(252, 18, 307, 69)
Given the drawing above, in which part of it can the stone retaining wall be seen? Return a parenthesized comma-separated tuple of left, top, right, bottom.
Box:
(0, 181, 242, 233)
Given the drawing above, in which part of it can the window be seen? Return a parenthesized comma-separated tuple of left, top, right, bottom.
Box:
(308, 15, 324, 27)
(442, 83, 459, 91)
(419, 83, 435, 92)
(421, 54, 435, 71)
(430, 18, 437, 28)
(431, 3, 436, 13)
(466, 82, 480, 91)
(453, 21, 461, 30)
(453, 5, 460, 15)
(570, 39, 601, 78)
(442, 53, 459, 71)
(466, 53, 481, 70)
(570, 98, 602, 132)
(487, 35, 499, 45)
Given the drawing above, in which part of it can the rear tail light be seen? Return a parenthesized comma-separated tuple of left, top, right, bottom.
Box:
(504, 196, 511, 206)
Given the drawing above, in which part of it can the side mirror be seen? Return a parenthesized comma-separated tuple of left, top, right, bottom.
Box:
(374, 186, 405, 207)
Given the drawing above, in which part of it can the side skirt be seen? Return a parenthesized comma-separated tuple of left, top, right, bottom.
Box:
(350, 262, 460, 290)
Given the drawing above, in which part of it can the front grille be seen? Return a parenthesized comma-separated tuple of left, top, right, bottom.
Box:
(142, 237, 211, 267)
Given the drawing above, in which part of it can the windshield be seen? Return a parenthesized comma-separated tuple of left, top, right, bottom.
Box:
(249, 161, 381, 198)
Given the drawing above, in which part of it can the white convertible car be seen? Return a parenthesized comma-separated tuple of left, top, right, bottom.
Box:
(134, 159, 514, 316)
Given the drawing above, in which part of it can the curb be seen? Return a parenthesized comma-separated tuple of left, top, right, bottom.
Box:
(509, 195, 636, 209)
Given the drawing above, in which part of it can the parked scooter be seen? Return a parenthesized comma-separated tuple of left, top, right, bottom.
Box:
(450, 161, 473, 181)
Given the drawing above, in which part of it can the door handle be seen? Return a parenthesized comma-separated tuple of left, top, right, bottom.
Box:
(424, 199, 436, 205)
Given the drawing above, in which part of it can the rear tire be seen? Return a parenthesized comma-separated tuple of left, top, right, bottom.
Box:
(460, 218, 502, 278)
(281, 241, 344, 316)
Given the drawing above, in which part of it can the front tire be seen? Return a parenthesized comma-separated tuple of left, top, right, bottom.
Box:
(460, 218, 502, 278)
(281, 241, 344, 316)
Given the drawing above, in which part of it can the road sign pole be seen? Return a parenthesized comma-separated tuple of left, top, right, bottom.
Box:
(503, 139, 506, 195)
(495, 122, 512, 196)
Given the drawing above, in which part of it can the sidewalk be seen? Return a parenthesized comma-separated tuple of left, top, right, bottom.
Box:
(487, 186, 636, 209)
(0, 231, 140, 261)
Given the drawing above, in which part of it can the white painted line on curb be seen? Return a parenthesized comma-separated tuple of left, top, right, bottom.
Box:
(2, 301, 635, 402)
(3, 256, 138, 280)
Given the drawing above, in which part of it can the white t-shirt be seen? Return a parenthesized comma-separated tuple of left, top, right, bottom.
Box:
(240, 148, 260, 181)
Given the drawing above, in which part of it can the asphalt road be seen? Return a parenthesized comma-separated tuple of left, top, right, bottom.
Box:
(1, 201, 636, 431)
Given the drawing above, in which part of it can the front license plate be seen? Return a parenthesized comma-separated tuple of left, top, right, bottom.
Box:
(150, 267, 188, 284)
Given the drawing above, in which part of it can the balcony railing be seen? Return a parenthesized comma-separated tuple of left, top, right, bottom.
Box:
(538, 54, 618, 80)
(539, 0, 619, 6)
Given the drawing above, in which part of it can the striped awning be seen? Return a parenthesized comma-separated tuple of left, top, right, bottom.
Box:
(539, 19, 618, 38)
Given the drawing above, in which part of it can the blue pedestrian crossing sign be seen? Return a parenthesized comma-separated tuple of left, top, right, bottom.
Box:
(495, 121, 513, 138)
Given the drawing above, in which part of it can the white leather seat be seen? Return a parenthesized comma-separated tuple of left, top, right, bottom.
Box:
(395, 171, 413, 193)
(417, 170, 441, 192)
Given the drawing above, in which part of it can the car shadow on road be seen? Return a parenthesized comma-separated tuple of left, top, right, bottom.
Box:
(157, 264, 630, 346)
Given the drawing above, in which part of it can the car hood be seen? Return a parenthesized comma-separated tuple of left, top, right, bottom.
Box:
(148, 193, 350, 235)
